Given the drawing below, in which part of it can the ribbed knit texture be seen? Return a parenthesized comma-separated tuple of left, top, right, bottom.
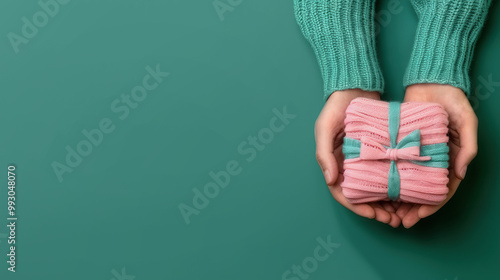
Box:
(404, 0, 491, 96)
(294, 0, 384, 99)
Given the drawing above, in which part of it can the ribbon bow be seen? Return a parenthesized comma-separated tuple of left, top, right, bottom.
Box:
(359, 129, 431, 162)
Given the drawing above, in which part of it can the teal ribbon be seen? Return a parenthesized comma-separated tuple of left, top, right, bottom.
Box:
(342, 102, 449, 201)
(387, 102, 401, 200)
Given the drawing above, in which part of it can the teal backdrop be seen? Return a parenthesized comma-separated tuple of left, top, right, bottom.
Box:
(0, 0, 499, 279)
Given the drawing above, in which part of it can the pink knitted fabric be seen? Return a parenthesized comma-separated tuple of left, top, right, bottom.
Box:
(341, 98, 449, 205)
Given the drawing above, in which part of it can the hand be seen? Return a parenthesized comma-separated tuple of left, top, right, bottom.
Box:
(397, 84, 478, 228)
(316, 89, 402, 228)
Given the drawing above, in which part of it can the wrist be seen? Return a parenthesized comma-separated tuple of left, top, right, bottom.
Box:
(329, 89, 380, 101)
(405, 84, 465, 102)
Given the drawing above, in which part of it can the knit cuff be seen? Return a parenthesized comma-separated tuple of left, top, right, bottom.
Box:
(404, 0, 491, 96)
(294, 0, 384, 100)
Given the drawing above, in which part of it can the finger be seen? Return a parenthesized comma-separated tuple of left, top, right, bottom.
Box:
(391, 201, 401, 210)
(328, 174, 376, 219)
(388, 213, 402, 228)
(315, 118, 341, 185)
(418, 170, 461, 218)
(402, 204, 421, 229)
(454, 114, 478, 180)
(381, 202, 396, 213)
(370, 203, 392, 224)
(396, 203, 412, 220)
(333, 133, 345, 173)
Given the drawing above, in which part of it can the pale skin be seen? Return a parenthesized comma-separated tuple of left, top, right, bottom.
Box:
(316, 84, 478, 228)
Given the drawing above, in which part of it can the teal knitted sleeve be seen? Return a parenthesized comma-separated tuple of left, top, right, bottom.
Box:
(404, 0, 492, 96)
(294, 0, 384, 100)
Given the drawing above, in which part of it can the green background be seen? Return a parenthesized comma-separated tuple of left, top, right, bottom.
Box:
(0, 0, 499, 279)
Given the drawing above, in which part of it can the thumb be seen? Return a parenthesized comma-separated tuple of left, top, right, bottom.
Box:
(454, 116, 478, 180)
(316, 151, 339, 185)
(315, 120, 341, 185)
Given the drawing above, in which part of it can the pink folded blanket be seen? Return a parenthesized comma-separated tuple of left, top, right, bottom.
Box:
(341, 98, 450, 205)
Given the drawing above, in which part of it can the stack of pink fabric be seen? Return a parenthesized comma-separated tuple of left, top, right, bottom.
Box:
(341, 98, 450, 205)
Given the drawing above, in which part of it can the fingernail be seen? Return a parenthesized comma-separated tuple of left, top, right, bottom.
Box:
(323, 170, 332, 184)
(460, 167, 467, 179)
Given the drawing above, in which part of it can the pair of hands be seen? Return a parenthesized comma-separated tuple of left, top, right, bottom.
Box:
(315, 84, 478, 228)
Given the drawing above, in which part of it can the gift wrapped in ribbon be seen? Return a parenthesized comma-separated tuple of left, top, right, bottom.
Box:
(341, 98, 450, 205)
